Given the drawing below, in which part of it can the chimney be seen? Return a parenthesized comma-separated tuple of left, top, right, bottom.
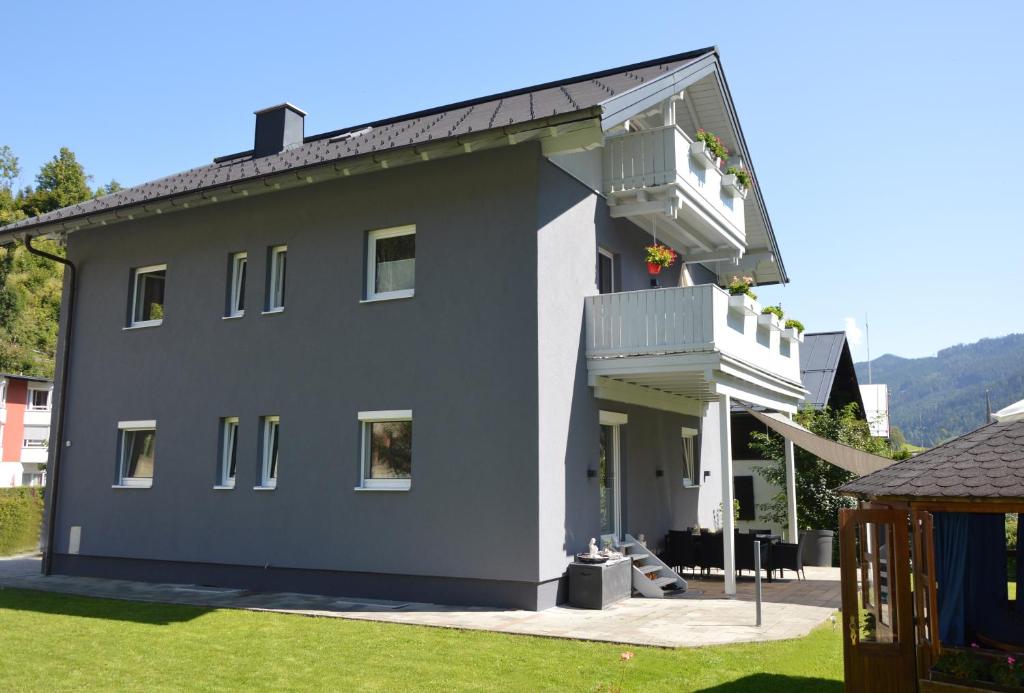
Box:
(253, 103, 306, 157)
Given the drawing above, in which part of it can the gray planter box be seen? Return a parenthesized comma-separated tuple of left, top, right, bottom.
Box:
(568, 558, 632, 609)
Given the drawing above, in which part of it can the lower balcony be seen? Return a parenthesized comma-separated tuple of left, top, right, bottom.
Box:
(584, 284, 805, 413)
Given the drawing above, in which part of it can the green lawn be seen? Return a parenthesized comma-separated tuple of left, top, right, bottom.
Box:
(0, 588, 842, 692)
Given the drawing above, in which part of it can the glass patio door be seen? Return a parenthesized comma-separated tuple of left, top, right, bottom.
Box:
(598, 415, 624, 540)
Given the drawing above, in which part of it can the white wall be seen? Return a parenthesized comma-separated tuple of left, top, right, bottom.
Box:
(733, 459, 785, 536)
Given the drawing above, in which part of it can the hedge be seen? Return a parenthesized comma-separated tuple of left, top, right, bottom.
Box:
(0, 487, 44, 556)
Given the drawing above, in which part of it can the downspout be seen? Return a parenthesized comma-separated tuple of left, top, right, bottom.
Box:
(22, 234, 76, 576)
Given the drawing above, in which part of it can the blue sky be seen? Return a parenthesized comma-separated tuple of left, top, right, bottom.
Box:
(4, 1, 1022, 360)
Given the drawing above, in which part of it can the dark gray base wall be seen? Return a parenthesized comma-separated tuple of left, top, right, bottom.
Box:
(51, 554, 562, 611)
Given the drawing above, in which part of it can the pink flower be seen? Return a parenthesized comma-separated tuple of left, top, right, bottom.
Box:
(1009, 656, 1016, 666)
(971, 642, 980, 649)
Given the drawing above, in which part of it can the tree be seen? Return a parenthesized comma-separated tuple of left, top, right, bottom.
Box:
(750, 403, 894, 534)
(94, 180, 122, 197)
(17, 147, 92, 217)
(0, 146, 97, 377)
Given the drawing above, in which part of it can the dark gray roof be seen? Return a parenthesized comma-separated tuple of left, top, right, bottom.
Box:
(799, 331, 860, 410)
(840, 418, 1024, 500)
(2, 48, 713, 237)
(0, 372, 52, 384)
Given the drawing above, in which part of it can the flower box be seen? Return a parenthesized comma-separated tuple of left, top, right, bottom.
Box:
(728, 294, 758, 317)
(783, 326, 804, 343)
(689, 140, 720, 170)
(721, 174, 748, 199)
(757, 312, 782, 331)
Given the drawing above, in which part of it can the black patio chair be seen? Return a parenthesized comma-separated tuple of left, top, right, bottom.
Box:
(772, 541, 805, 580)
(666, 530, 698, 576)
(735, 531, 771, 579)
(700, 532, 724, 575)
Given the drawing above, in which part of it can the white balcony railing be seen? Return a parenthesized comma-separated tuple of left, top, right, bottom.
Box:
(603, 125, 745, 250)
(585, 284, 801, 390)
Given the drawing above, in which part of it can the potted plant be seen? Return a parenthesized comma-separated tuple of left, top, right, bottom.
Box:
(930, 646, 1024, 691)
(722, 166, 751, 198)
(784, 318, 805, 343)
(759, 304, 784, 330)
(689, 129, 729, 170)
(645, 243, 678, 276)
(726, 275, 759, 316)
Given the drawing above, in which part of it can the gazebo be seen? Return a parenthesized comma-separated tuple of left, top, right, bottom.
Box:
(838, 400, 1024, 692)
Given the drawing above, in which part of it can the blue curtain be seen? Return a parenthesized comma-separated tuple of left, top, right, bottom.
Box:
(965, 513, 1009, 639)
(934, 512, 969, 645)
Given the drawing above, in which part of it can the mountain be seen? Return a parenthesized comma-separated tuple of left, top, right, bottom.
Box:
(855, 333, 1024, 447)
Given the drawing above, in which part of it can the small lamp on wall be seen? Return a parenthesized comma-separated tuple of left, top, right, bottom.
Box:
(587, 468, 597, 479)
(655, 469, 665, 478)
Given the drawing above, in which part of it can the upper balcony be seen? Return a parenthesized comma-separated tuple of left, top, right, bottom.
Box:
(603, 125, 747, 261)
(584, 284, 805, 413)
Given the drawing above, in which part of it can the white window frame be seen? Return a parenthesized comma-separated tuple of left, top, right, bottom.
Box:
(257, 416, 280, 489)
(128, 264, 167, 328)
(115, 420, 157, 488)
(357, 410, 412, 491)
(0, 379, 7, 408)
(365, 225, 415, 302)
(598, 411, 626, 540)
(681, 426, 699, 487)
(597, 247, 616, 294)
(216, 417, 239, 489)
(227, 252, 247, 318)
(264, 246, 287, 313)
(27, 384, 51, 411)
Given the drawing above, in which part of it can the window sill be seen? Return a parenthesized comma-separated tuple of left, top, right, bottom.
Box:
(222, 313, 244, 320)
(112, 482, 152, 489)
(253, 485, 276, 491)
(354, 484, 411, 492)
(360, 291, 415, 304)
(261, 308, 285, 316)
(213, 485, 236, 490)
(123, 320, 163, 331)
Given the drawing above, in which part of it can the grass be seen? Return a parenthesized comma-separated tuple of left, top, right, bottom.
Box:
(0, 588, 842, 692)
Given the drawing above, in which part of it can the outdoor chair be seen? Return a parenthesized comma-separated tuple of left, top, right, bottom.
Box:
(772, 541, 805, 580)
(734, 531, 771, 579)
(699, 532, 724, 575)
(665, 530, 698, 575)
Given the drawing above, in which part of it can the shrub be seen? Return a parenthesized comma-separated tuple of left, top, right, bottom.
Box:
(762, 305, 784, 320)
(727, 275, 757, 300)
(0, 487, 44, 556)
(784, 319, 805, 334)
(725, 166, 752, 189)
(695, 129, 729, 161)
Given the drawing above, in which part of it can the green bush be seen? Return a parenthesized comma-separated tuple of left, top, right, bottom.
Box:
(0, 488, 44, 556)
(761, 305, 784, 320)
(784, 318, 805, 334)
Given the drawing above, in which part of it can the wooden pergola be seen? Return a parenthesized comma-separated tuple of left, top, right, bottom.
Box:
(837, 409, 1024, 692)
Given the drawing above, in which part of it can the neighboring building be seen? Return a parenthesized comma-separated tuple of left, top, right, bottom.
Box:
(2, 47, 810, 609)
(0, 374, 54, 487)
(859, 383, 890, 438)
(731, 331, 872, 534)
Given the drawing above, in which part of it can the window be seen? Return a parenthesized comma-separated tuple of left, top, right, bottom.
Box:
(265, 246, 287, 312)
(597, 248, 615, 294)
(681, 427, 698, 486)
(28, 386, 51, 411)
(358, 410, 412, 490)
(258, 416, 280, 489)
(22, 426, 49, 448)
(117, 421, 156, 488)
(129, 265, 166, 327)
(0, 379, 6, 408)
(734, 475, 756, 521)
(366, 226, 415, 300)
(227, 252, 247, 317)
(218, 417, 239, 488)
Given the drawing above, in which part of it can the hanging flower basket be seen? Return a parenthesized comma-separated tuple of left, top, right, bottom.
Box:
(645, 244, 678, 276)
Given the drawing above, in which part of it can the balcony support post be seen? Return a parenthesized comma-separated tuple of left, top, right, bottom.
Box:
(718, 393, 737, 596)
(784, 415, 798, 543)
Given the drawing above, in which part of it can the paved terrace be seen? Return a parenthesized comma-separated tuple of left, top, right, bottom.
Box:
(0, 555, 839, 648)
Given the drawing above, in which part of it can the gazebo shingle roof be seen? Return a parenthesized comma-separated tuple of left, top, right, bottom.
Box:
(840, 418, 1024, 499)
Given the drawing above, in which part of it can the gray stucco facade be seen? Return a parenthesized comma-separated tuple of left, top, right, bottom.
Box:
(45, 143, 722, 610)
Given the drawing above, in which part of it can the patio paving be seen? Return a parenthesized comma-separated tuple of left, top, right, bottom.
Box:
(0, 554, 839, 648)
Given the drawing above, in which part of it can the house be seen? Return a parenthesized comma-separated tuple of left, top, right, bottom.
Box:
(0, 374, 53, 487)
(731, 331, 879, 535)
(859, 383, 890, 438)
(1, 47, 809, 610)
(837, 399, 1024, 692)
